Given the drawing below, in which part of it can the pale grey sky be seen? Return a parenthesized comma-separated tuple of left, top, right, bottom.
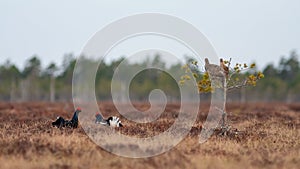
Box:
(1, 0, 299, 69)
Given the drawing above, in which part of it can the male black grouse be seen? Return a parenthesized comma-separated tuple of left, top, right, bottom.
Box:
(95, 112, 123, 127)
(52, 107, 81, 128)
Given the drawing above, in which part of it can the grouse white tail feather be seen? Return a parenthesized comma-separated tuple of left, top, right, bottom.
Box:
(108, 116, 122, 127)
(95, 112, 123, 127)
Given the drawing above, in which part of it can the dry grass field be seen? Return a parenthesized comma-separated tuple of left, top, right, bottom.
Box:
(0, 102, 299, 169)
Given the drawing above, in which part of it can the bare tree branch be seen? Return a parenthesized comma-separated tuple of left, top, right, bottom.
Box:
(227, 79, 248, 91)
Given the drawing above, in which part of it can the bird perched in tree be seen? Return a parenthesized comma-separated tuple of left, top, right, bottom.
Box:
(204, 58, 224, 77)
(52, 107, 82, 128)
(204, 58, 210, 71)
(95, 112, 123, 127)
(220, 58, 229, 77)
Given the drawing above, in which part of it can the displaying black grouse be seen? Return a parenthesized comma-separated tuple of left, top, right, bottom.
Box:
(52, 107, 81, 128)
(95, 112, 123, 127)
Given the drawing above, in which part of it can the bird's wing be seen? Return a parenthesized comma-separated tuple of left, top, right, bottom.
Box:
(96, 113, 108, 124)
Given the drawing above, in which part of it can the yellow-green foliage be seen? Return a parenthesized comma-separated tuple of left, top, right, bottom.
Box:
(180, 59, 264, 93)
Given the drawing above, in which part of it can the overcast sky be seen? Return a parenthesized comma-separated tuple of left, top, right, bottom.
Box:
(1, 0, 299, 69)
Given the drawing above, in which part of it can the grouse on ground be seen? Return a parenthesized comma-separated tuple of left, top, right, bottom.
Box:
(95, 112, 123, 127)
(52, 108, 81, 128)
(52, 116, 66, 128)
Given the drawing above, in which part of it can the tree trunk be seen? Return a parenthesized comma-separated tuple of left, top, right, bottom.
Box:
(50, 75, 55, 102)
(10, 78, 17, 102)
(221, 77, 227, 127)
(241, 87, 246, 103)
(20, 79, 29, 101)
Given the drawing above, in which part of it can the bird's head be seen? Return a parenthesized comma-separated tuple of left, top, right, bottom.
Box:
(76, 107, 82, 113)
(205, 58, 209, 65)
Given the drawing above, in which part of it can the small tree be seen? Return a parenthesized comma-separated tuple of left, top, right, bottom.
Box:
(21, 56, 41, 101)
(46, 63, 58, 102)
(0, 60, 21, 102)
(180, 58, 264, 134)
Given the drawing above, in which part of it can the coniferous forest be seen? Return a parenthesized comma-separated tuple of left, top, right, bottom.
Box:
(0, 51, 299, 102)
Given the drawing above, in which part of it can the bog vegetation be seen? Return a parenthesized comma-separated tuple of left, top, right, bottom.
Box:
(0, 102, 299, 169)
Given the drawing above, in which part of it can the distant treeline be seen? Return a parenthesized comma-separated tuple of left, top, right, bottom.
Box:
(0, 51, 299, 102)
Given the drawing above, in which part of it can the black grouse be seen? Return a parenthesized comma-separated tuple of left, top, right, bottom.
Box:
(95, 112, 123, 127)
(52, 107, 81, 128)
